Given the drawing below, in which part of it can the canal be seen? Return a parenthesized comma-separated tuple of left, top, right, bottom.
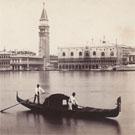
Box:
(0, 71, 135, 135)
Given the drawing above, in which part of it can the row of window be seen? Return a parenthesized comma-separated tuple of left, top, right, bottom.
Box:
(0, 62, 10, 65)
(59, 63, 117, 70)
(60, 48, 115, 51)
(11, 59, 41, 63)
(59, 64, 115, 70)
(0, 55, 10, 58)
(60, 59, 117, 63)
(59, 64, 99, 69)
(62, 51, 114, 57)
(11, 60, 21, 63)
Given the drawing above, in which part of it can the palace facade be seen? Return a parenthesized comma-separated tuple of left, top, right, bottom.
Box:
(58, 41, 135, 70)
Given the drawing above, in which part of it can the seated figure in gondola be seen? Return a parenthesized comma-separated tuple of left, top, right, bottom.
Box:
(68, 92, 78, 110)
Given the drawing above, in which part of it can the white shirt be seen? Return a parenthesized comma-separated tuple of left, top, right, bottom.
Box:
(35, 87, 45, 95)
(69, 95, 77, 105)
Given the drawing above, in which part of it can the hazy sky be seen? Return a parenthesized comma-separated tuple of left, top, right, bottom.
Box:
(0, 0, 135, 55)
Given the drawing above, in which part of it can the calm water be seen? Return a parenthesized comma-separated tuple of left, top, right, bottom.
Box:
(0, 71, 135, 135)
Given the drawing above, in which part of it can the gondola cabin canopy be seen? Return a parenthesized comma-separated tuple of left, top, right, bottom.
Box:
(43, 94, 69, 110)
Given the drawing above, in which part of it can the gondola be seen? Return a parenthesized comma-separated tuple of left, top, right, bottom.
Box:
(16, 92, 121, 118)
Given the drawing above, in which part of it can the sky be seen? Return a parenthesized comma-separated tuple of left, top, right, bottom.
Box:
(0, 0, 135, 55)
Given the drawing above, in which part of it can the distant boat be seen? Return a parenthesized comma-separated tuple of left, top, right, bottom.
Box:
(17, 92, 121, 118)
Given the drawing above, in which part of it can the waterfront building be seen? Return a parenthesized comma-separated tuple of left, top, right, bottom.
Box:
(10, 50, 43, 71)
(0, 49, 59, 71)
(10, 54, 58, 71)
(39, 3, 50, 69)
(10, 56, 43, 71)
(0, 50, 11, 71)
(0, 50, 44, 71)
(58, 41, 135, 70)
(49, 55, 58, 69)
(128, 52, 135, 64)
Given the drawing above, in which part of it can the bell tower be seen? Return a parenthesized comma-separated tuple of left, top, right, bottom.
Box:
(39, 3, 50, 67)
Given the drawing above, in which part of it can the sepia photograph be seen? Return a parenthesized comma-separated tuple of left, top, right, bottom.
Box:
(0, 0, 135, 135)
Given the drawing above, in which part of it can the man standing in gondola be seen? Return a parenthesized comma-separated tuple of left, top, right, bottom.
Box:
(33, 84, 45, 104)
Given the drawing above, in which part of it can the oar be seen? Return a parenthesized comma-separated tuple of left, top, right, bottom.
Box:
(0, 93, 35, 113)
(0, 102, 22, 113)
(0, 92, 48, 113)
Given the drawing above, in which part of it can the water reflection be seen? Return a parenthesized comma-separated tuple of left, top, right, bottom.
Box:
(16, 111, 121, 135)
(39, 71, 50, 89)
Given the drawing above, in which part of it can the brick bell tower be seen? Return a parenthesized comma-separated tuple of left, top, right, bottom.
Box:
(39, 3, 50, 69)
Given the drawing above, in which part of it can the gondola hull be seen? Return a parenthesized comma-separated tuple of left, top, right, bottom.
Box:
(16, 93, 121, 118)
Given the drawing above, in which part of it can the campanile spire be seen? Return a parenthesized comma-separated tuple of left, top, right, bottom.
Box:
(40, 2, 48, 21)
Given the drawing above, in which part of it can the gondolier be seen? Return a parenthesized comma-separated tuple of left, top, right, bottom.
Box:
(33, 84, 45, 104)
